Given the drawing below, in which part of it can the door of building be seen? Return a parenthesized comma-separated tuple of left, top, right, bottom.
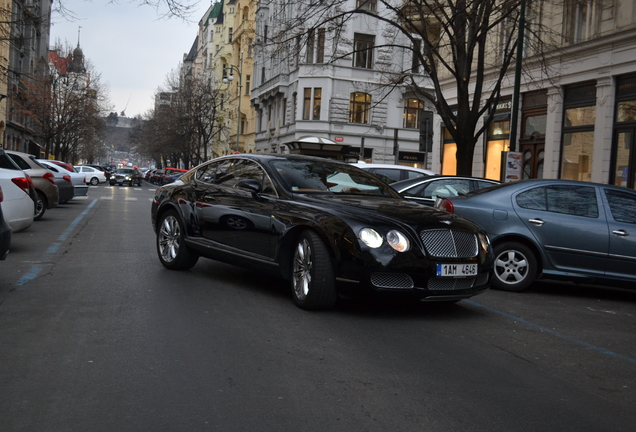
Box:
(520, 141, 545, 179)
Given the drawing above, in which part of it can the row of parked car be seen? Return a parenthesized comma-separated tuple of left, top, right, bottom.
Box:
(0, 149, 121, 261)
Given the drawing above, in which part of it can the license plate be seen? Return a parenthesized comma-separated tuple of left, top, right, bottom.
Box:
(436, 263, 478, 277)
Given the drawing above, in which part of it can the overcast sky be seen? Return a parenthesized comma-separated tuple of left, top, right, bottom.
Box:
(50, 0, 208, 118)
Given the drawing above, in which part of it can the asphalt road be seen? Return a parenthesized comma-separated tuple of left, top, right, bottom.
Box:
(1, 182, 635, 431)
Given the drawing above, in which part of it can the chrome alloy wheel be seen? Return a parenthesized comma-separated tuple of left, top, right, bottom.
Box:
(495, 250, 529, 285)
(158, 215, 181, 263)
(293, 238, 313, 300)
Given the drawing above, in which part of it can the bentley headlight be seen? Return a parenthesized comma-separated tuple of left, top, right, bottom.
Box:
(359, 228, 383, 248)
(478, 233, 491, 254)
(386, 230, 410, 252)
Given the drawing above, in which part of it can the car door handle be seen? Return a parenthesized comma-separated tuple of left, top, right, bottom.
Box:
(612, 229, 629, 237)
(528, 218, 544, 226)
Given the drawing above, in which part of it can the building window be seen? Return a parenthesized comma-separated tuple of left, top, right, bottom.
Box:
(303, 88, 312, 120)
(566, 0, 598, 44)
(264, 25, 268, 44)
(247, 39, 253, 58)
(349, 92, 371, 124)
(353, 33, 374, 69)
(313, 88, 322, 120)
(306, 29, 315, 64)
(282, 98, 287, 126)
(316, 28, 325, 63)
(245, 75, 251, 95)
(356, 0, 377, 11)
(441, 128, 457, 175)
(560, 82, 596, 182)
(228, 28, 233, 43)
(411, 40, 421, 73)
(403, 99, 423, 128)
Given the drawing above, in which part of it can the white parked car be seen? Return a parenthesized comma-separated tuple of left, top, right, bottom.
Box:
(74, 165, 106, 185)
(350, 162, 436, 184)
(38, 160, 88, 198)
(0, 152, 34, 232)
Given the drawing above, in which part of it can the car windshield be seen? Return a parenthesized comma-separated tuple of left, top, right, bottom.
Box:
(117, 169, 135, 174)
(270, 159, 398, 197)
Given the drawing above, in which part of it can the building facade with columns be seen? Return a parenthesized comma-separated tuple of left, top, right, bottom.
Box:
(434, 0, 636, 190)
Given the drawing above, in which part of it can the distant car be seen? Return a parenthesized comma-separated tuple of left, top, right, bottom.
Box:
(160, 168, 188, 185)
(75, 165, 107, 185)
(38, 160, 88, 198)
(6, 150, 59, 220)
(0, 186, 11, 260)
(0, 150, 34, 232)
(351, 162, 435, 184)
(435, 179, 636, 292)
(109, 167, 142, 186)
(85, 164, 112, 180)
(152, 154, 493, 310)
(49, 160, 74, 173)
(150, 169, 164, 184)
(391, 175, 499, 206)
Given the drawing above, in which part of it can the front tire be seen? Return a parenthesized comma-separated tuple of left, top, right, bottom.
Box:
(156, 210, 199, 270)
(291, 230, 337, 310)
(492, 242, 537, 292)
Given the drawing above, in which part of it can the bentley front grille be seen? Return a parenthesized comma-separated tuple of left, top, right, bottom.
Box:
(370, 273, 414, 289)
(419, 229, 478, 258)
(428, 277, 476, 291)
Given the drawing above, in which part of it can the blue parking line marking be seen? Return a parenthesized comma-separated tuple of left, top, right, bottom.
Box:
(16, 199, 98, 286)
(464, 300, 636, 365)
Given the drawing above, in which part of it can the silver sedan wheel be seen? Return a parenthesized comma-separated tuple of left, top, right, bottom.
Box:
(158, 215, 181, 263)
(293, 238, 312, 300)
(495, 250, 528, 284)
(492, 242, 537, 292)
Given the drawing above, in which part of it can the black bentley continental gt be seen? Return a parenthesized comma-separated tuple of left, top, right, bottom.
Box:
(151, 154, 493, 310)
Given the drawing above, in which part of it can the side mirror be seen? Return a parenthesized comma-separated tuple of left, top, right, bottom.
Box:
(238, 179, 262, 194)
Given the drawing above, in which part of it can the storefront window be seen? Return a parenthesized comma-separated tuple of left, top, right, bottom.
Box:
(561, 131, 594, 181)
(484, 120, 510, 181)
(617, 101, 636, 123)
(560, 83, 596, 182)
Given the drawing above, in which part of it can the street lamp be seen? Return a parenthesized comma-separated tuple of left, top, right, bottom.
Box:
(223, 54, 243, 153)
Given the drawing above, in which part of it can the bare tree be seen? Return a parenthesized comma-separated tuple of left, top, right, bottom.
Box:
(15, 59, 109, 163)
(139, 69, 224, 168)
(263, 0, 559, 175)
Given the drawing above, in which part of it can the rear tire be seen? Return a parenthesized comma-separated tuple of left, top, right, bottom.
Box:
(156, 210, 199, 270)
(291, 230, 337, 310)
(492, 242, 537, 292)
(90, 177, 99, 186)
(34, 191, 46, 220)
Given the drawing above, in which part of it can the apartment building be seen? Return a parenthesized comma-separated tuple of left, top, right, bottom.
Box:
(250, 0, 434, 165)
(4, 0, 52, 154)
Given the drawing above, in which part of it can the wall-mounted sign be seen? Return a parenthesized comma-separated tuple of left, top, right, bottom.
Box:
(334, 137, 344, 142)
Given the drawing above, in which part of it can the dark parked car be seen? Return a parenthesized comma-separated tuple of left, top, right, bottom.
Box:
(151, 154, 493, 310)
(435, 179, 636, 292)
(150, 169, 164, 184)
(109, 168, 142, 186)
(0, 185, 12, 260)
(391, 175, 499, 206)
